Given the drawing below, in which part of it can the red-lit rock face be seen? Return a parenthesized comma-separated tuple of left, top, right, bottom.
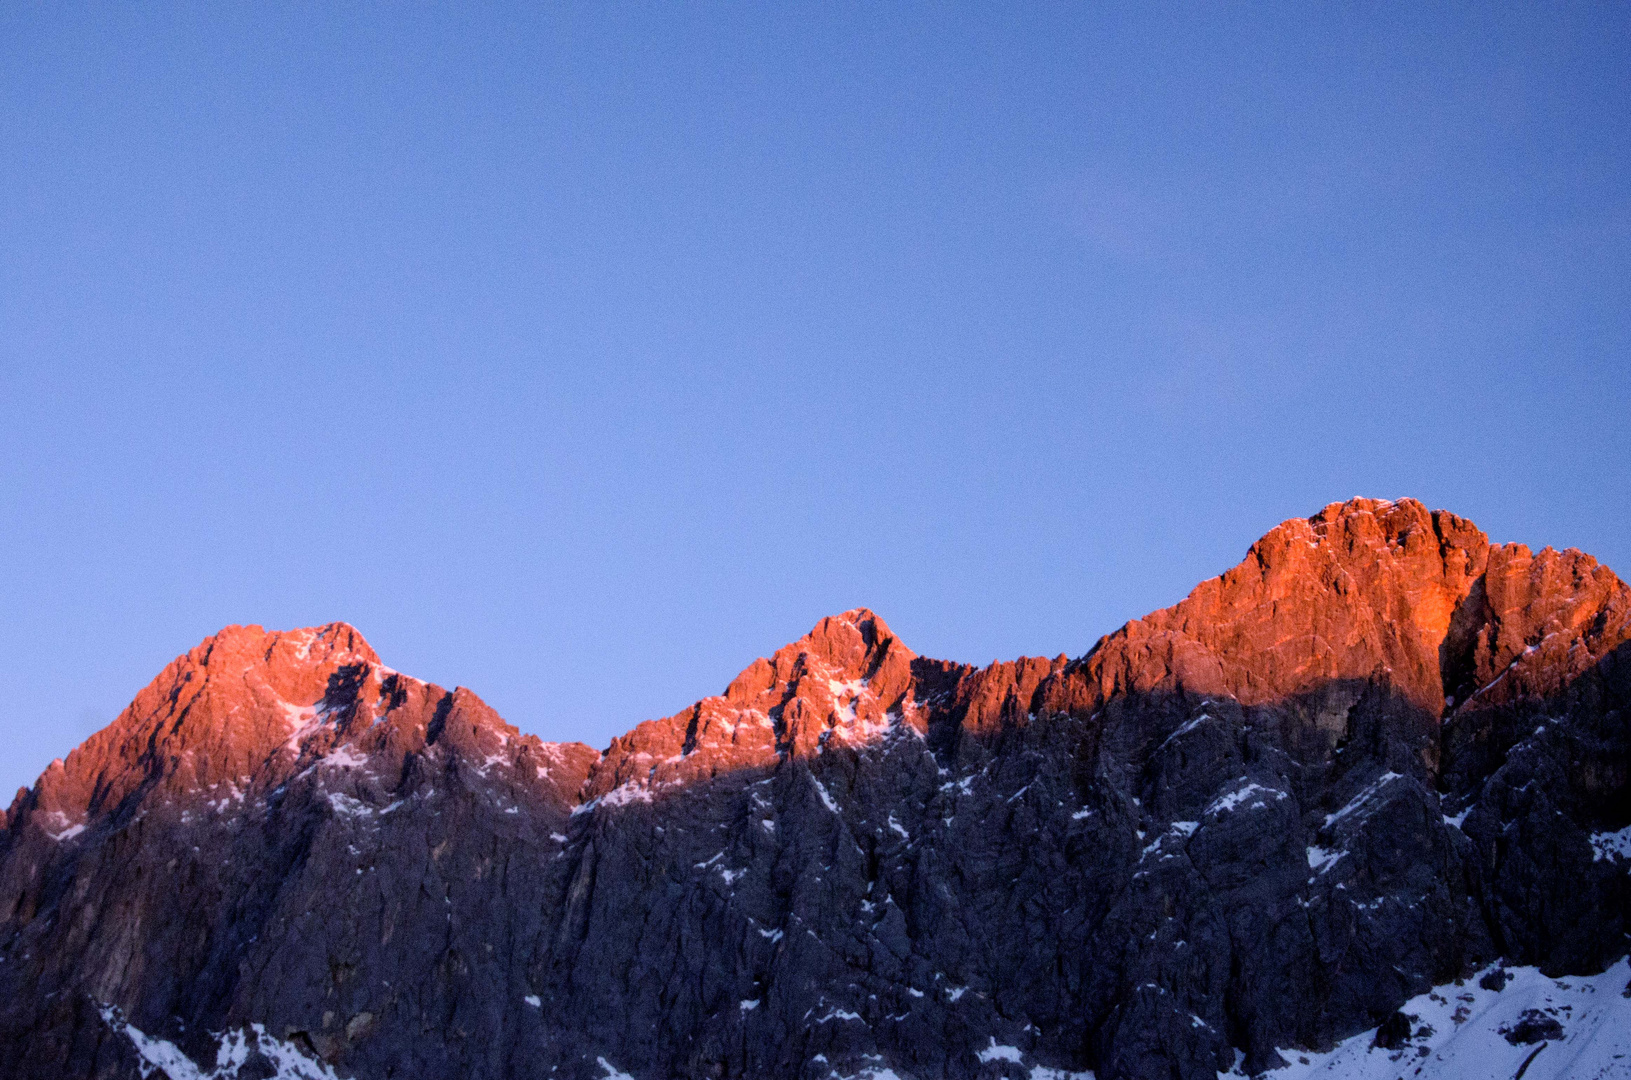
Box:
(591, 497, 1630, 798)
(1065, 499, 1493, 712)
(16, 622, 598, 843)
(3, 497, 1629, 1080)
(1017, 498, 1628, 720)
(585, 609, 926, 799)
(1447, 540, 1630, 710)
(15, 497, 1627, 839)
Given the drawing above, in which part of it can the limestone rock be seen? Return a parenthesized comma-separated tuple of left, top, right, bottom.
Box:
(1, 498, 1627, 1080)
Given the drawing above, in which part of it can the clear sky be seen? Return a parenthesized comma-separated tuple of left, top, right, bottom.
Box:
(2, 4, 1628, 799)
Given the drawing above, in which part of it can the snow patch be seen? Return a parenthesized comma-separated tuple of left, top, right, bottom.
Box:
(1307, 845, 1344, 873)
(827, 677, 868, 700)
(812, 775, 841, 813)
(321, 743, 371, 770)
(326, 792, 377, 818)
(830, 1066, 905, 1080)
(1206, 782, 1287, 817)
(597, 1057, 635, 1080)
(978, 1038, 1025, 1064)
(98, 1005, 341, 1080)
(524, 994, 541, 1007)
(601, 783, 654, 809)
(1216, 957, 1631, 1080)
(41, 811, 86, 841)
(1589, 825, 1631, 863)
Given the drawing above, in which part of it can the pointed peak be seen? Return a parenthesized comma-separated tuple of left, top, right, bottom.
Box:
(781, 608, 913, 676)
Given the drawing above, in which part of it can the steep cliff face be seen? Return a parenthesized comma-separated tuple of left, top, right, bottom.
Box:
(1, 498, 1626, 1080)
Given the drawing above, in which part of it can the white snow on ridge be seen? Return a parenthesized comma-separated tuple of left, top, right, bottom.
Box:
(601, 782, 655, 809)
(827, 677, 868, 701)
(280, 700, 337, 753)
(321, 743, 371, 770)
(812, 1007, 862, 1023)
(1160, 713, 1212, 751)
(968, 1038, 1095, 1079)
(1589, 825, 1631, 863)
(1142, 822, 1199, 861)
(1218, 957, 1631, 1080)
(1206, 783, 1287, 817)
(98, 1005, 341, 1080)
(326, 792, 376, 818)
(1324, 772, 1402, 829)
(40, 810, 87, 842)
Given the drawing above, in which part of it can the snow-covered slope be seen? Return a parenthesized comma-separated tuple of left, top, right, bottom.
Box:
(1224, 959, 1631, 1080)
(99, 1005, 341, 1080)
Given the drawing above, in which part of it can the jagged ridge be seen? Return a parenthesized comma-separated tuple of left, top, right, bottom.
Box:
(1, 498, 1627, 1080)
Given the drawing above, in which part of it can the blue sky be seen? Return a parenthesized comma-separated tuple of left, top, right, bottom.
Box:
(2, 4, 1628, 798)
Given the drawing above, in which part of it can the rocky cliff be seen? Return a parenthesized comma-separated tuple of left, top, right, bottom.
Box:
(1, 498, 1627, 1080)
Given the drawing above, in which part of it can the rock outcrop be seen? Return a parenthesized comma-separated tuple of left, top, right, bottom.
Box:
(0, 498, 1626, 1080)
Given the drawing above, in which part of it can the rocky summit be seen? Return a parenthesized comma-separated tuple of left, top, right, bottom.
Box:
(2, 498, 1628, 1080)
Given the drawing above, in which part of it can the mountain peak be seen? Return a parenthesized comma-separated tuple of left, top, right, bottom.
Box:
(10, 620, 597, 844)
(6, 504, 1630, 1080)
(1068, 498, 1627, 723)
(584, 608, 926, 800)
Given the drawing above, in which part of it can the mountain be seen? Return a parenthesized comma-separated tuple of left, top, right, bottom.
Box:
(1, 498, 1628, 1080)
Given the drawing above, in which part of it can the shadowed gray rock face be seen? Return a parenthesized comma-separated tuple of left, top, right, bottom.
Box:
(0, 499, 1627, 1080)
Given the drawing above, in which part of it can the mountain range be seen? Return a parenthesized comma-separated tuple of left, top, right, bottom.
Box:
(2, 497, 1628, 1080)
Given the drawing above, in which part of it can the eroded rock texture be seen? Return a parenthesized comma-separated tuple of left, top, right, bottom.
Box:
(1, 498, 1627, 1080)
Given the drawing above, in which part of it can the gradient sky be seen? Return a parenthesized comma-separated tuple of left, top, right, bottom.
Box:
(3, 4, 1628, 799)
